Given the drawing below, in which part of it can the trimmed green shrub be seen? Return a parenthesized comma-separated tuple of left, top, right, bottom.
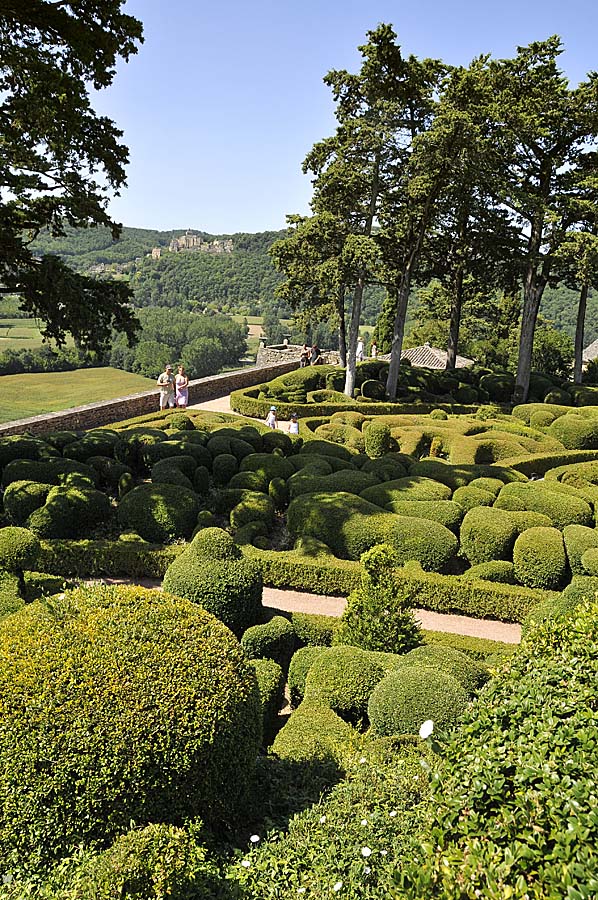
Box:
(230, 492, 275, 530)
(250, 658, 285, 747)
(2, 480, 52, 525)
(0, 437, 56, 469)
(0, 586, 261, 874)
(151, 454, 197, 480)
(336, 545, 422, 653)
(479, 372, 514, 402)
(271, 700, 353, 768)
(145, 439, 211, 472)
(262, 430, 293, 455)
(384, 499, 463, 531)
(462, 560, 518, 584)
(368, 665, 468, 737)
(563, 524, 598, 575)
(240, 452, 294, 482)
(288, 646, 327, 707)
(398, 601, 598, 900)
(291, 612, 339, 646)
(467, 476, 504, 495)
(118, 483, 201, 543)
(151, 462, 194, 491)
(300, 440, 355, 461)
(361, 455, 407, 481)
(361, 378, 386, 400)
(87, 456, 132, 492)
(0, 526, 40, 595)
(581, 547, 598, 575)
(364, 420, 392, 458)
(410, 459, 525, 490)
(391, 645, 489, 696)
(233, 520, 268, 546)
(162, 529, 262, 635)
(544, 387, 572, 405)
(460, 506, 550, 565)
(289, 468, 378, 499)
(430, 408, 449, 420)
(32, 822, 222, 900)
(494, 481, 593, 528)
(241, 616, 296, 671)
(452, 484, 496, 512)
(230, 469, 269, 492)
(423, 629, 516, 663)
(361, 475, 452, 506)
(513, 526, 567, 590)
(27, 485, 111, 539)
(2, 458, 97, 488)
(212, 453, 238, 486)
(118, 471, 134, 499)
(63, 434, 116, 462)
(193, 465, 210, 495)
(304, 645, 385, 725)
(268, 476, 289, 509)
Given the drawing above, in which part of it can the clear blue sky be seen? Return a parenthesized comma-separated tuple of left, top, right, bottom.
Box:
(95, 0, 598, 234)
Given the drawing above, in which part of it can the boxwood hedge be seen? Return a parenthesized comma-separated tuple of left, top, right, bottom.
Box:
(368, 665, 468, 737)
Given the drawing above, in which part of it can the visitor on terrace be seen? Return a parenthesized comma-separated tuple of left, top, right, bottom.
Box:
(299, 344, 310, 367)
(265, 405, 278, 429)
(356, 336, 365, 362)
(310, 344, 323, 365)
(175, 365, 189, 409)
(157, 364, 176, 410)
(370, 339, 378, 358)
(288, 412, 299, 435)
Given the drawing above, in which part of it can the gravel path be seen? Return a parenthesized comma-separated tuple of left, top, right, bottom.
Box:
(85, 578, 521, 644)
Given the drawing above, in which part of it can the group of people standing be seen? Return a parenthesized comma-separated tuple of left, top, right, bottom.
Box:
(156, 364, 189, 410)
(299, 344, 324, 367)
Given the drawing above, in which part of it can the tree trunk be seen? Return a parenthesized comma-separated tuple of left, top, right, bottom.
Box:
(574, 282, 589, 385)
(446, 266, 464, 370)
(344, 279, 364, 396)
(337, 285, 347, 367)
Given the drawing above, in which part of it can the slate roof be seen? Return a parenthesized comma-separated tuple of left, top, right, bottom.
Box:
(379, 343, 474, 369)
(583, 338, 598, 362)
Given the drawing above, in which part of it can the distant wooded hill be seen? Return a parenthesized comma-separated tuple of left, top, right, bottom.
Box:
(32, 225, 595, 341)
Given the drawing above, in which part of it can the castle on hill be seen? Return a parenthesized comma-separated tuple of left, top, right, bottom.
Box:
(150, 230, 233, 259)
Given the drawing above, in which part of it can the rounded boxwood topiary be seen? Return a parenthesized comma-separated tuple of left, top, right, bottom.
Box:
(0, 585, 261, 873)
(303, 645, 385, 725)
(2, 480, 52, 525)
(193, 465, 210, 495)
(364, 421, 392, 458)
(212, 453, 238, 486)
(462, 560, 518, 584)
(240, 452, 294, 482)
(230, 492, 275, 530)
(288, 646, 327, 707)
(151, 463, 194, 491)
(0, 526, 41, 595)
(494, 481, 593, 529)
(162, 528, 262, 635)
(271, 700, 353, 768)
(513, 526, 567, 590)
(27, 485, 111, 539)
(87, 456, 132, 492)
(230, 470, 269, 492)
(580, 547, 598, 576)
(391, 645, 489, 696)
(547, 414, 598, 450)
(118, 483, 201, 543)
(563, 524, 598, 575)
(241, 616, 296, 671)
(262, 430, 292, 455)
(268, 476, 289, 509)
(452, 484, 496, 513)
(368, 666, 468, 737)
(361, 379, 386, 400)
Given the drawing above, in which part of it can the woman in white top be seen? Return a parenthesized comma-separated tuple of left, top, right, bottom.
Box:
(288, 413, 299, 435)
(356, 338, 364, 362)
(265, 406, 277, 429)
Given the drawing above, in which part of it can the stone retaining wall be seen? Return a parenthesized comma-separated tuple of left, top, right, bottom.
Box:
(1, 360, 298, 437)
(256, 344, 341, 366)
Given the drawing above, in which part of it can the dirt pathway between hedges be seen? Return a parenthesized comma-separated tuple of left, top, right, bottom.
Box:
(82, 578, 521, 644)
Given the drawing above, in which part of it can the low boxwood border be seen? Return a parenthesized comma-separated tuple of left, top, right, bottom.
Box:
(38, 539, 182, 578)
(498, 449, 598, 477)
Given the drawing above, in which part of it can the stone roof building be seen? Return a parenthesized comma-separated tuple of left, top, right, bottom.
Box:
(380, 342, 474, 369)
(583, 338, 598, 363)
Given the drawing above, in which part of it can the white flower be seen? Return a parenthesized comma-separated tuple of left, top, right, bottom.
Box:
(333, 882, 343, 892)
(241, 859, 251, 868)
(298, 889, 306, 895)
(359, 756, 367, 763)
(389, 810, 397, 818)
(380, 850, 388, 857)
(361, 819, 368, 826)
(250, 834, 260, 843)
(364, 866, 371, 875)
(419, 720, 434, 739)
(319, 815, 326, 824)
(361, 847, 372, 858)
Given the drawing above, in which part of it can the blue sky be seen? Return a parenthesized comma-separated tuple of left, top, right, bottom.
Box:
(95, 0, 598, 234)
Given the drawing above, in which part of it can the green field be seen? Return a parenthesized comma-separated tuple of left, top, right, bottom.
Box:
(0, 367, 156, 423)
(0, 318, 69, 352)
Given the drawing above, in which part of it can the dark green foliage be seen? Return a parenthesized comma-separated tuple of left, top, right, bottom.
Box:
(63, 434, 116, 462)
(240, 452, 294, 482)
(230, 470, 269, 492)
(212, 453, 238, 486)
(288, 646, 327, 707)
(454, 384, 478, 404)
(303, 645, 385, 725)
(1, 458, 97, 489)
(0, 437, 56, 469)
(87, 456, 132, 492)
(452, 484, 496, 512)
(146, 439, 211, 471)
(384, 499, 464, 531)
(193, 465, 210, 495)
(361, 476, 452, 506)
(2, 481, 52, 525)
(241, 616, 296, 672)
(249, 658, 285, 747)
(368, 666, 468, 737)
(391, 645, 489, 696)
(118, 471, 134, 499)
(28, 485, 111, 539)
(0, 586, 261, 874)
(409, 459, 525, 491)
(513, 526, 567, 590)
(271, 700, 353, 767)
(233, 520, 269, 547)
(300, 440, 355, 461)
(580, 547, 598, 575)
(230, 492, 275, 530)
(463, 560, 518, 584)
(364, 420, 392, 458)
(288, 468, 378, 499)
(0, 527, 40, 595)
(399, 602, 598, 899)
(460, 506, 551, 565)
(479, 372, 514, 402)
(166, 413, 195, 431)
(268, 476, 289, 509)
(262, 430, 293, 455)
(361, 455, 407, 480)
(150, 461, 194, 491)
(361, 379, 386, 400)
(151, 454, 197, 480)
(336, 545, 422, 653)
(117, 483, 200, 543)
(544, 387, 572, 405)
(162, 529, 262, 635)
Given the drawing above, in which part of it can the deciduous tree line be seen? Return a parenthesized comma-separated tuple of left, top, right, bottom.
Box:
(271, 26, 598, 401)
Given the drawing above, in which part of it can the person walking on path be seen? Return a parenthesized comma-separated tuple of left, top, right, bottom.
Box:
(157, 364, 176, 410)
(175, 365, 189, 409)
(370, 340, 378, 359)
(356, 337, 365, 362)
(288, 413, 299, 435)
(265, 406, 278, 429)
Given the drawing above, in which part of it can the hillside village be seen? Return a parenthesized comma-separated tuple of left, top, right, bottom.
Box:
(150, 230, 234, 259)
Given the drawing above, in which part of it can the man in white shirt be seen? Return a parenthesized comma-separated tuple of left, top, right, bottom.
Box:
(157, 364, 176, 410)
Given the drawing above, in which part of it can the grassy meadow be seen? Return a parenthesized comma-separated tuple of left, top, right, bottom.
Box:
(1, 367, 156, 423)
(0, 317, 70, 352)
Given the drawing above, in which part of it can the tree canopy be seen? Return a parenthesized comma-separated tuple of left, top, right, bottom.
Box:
(0, 0, 143, 351)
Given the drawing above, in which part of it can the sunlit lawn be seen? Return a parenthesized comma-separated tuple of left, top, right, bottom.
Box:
(1, 367, 156, 423)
